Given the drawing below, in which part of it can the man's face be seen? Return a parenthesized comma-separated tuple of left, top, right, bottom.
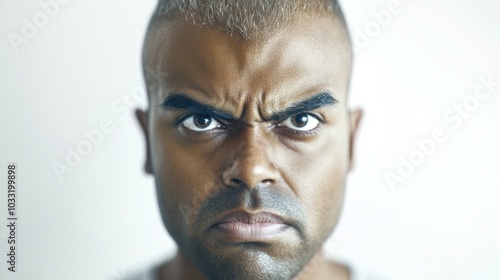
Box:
(138, 13, 360, 280)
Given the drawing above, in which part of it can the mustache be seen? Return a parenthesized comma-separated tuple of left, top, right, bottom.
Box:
(195, 184, 306, 238)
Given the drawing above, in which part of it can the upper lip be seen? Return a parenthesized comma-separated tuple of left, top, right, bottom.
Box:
(215, 211, 287, 225)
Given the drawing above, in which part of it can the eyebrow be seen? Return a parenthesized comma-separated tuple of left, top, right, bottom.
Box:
(267, 92, 337, 121)
(160, 94, 235, 121)
(160, 92, 338, 122)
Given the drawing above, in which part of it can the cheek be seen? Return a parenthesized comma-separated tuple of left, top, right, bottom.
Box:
(280, 123, 350, 238)
(150, 125, 219, 234)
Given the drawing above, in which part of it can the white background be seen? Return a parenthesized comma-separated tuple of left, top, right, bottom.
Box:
(1, 0, 499, 279)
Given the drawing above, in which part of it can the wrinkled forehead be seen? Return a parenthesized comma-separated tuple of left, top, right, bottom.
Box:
(143, 14, 352, 110)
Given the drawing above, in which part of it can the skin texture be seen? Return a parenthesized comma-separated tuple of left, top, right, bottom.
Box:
(136, 12, 362, 280)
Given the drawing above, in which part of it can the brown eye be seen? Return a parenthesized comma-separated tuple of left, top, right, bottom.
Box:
(181, 114, 222, 132)
(281, 113, 320, 131)
(291, 113, 309, 128)
(193, 115, 212, 128)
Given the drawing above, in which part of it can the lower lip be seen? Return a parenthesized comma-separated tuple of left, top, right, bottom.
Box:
(214, 222, 290, 240)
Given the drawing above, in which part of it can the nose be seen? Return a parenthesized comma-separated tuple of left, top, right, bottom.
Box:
(222, 130, 281, 189)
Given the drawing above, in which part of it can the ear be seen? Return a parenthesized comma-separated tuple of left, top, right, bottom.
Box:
(348, 108, 363, 172)
(135, 109, 153, 174)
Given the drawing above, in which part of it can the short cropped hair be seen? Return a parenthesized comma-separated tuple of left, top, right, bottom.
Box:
(143, 0, 352, 97)
(151, 0, 348, 39)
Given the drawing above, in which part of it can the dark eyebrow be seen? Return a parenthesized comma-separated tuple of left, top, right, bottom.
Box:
(267, 92, 338, 121)
(160, 94, 235, 121)
(160, 91, 337, 123)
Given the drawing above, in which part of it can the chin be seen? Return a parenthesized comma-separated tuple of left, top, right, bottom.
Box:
(188, 236, 319, 280)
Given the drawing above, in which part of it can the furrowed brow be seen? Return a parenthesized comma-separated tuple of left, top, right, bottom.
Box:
(267, 92, 338, 121)
(160, 93, 235, 121)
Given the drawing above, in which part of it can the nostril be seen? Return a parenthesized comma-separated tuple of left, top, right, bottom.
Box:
(226, 178, 276, 189)
(229, 178, 244, 188)
(261, 179, 275, 186)
(221, 149, 281, 189)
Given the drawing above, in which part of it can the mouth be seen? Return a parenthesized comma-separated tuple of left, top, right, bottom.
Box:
(211, 211, 292, 241)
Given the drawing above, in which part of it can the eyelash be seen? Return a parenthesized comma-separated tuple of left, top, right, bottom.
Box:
(175, 114, 227, 137)
(276, 113, 324, 137)
(175, 113, 324, 138)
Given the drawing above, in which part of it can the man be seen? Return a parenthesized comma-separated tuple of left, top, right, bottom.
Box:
(133, 0, 364, 279)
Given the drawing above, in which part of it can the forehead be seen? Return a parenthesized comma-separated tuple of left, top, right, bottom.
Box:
(144, 14, 351, 111)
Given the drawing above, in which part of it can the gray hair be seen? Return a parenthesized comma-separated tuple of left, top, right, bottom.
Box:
(151, 0, 347, 39)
